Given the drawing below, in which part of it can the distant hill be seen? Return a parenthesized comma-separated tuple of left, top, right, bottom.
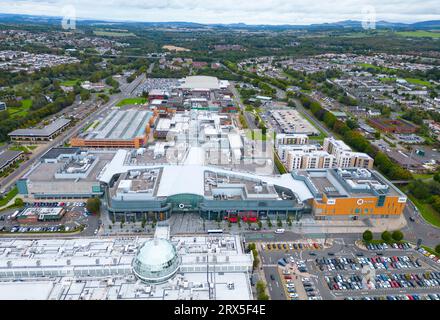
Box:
(0, 12, 439, 31)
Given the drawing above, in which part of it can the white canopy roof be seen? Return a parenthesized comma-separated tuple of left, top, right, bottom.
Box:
(98, 150, 313, 201)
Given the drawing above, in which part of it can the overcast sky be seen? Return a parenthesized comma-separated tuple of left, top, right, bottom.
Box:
(0, 0, 439, 25)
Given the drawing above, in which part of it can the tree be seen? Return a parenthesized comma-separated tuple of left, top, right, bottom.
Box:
(392, 230, 404, 242)
(141, 216, 146, 229)
(363, 230, 373, 242)
(86, 197, 101, 214)
(286, 216, 292, 227)
(253, 256, 260, 269)
(435, 244, 440, 254)
(257, 220, 262, 230)
(267, 218, 272, 228)
(381, 231, 392, 242)
(256, 281, 269, 300)
(277, 218, 282, 227)
(14, 197, 24, 207)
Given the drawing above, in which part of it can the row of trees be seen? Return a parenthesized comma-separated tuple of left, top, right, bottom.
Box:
(298, 93, 413, 181)
(248, 243, 260, 270)
(362, 229, 404, 242)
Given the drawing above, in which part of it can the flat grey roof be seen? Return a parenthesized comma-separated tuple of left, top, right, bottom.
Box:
(40, 147, 81, 160)
(8, 118, 71, 137)
(81, 109, 152, 140)
(0, 150, 23, 169)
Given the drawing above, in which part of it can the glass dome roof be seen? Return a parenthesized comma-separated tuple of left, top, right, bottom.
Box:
(132, 238, 180, 283)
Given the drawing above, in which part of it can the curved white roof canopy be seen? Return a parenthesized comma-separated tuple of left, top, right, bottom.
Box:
(99, 150, 313, 201)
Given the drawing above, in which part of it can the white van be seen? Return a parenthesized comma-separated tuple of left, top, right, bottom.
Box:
(275, 228, 285, 234)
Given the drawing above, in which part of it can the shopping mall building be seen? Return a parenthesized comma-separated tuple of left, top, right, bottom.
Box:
(17, 148, 407, 222)
(99, 150, 407, 222)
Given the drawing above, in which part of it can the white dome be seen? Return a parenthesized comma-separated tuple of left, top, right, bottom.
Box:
(132, 239, 180, 283)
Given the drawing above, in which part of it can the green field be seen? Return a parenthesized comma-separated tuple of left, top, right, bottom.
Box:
(396, 31, 440, 39)
(408, 194, 440, 228)
(116, 98, 147, 107)
(405, 78, 432, 87)
(379, 77, 396, 83)
(94, 30, 135, 37)
(7, 99, 32, 118)
(357, 63, 395, 74)
(61, 79, 81, 86)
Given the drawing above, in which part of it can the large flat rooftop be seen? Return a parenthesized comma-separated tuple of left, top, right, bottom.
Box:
(297, 168, 404, 198)
(0, 150, 23, 169)
(8, 118, 71, 137)
(0, 235, 252, 300)
(80, 109, 152, 140)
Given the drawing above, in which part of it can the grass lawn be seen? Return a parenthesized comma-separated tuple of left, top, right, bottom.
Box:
(9, 145, 31, 153)
(357, 63, 395, 74)
(396, 31, 440, 39)
(60, 79, 81, 86)
(408, 194, 440, 228)
(379, 77, 396, 83)
(0, 187, 18, 207)
(7, 99, 32, 118)
(405, 78, 432, 87)
(116, 98, 147, 107)
(413, 173, 434, 180)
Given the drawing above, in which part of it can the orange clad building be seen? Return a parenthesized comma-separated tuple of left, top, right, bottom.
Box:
(293, 168, 407, 220)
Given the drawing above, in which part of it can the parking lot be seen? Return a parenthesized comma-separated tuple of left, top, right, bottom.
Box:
(262, 241, 324, 252)
(132, 77, 180, 96)
(0, 201, 101, 236)
(257, 238, 440, 300)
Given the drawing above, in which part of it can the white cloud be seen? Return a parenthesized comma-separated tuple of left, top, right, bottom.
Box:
(0, 0, 439, 24)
